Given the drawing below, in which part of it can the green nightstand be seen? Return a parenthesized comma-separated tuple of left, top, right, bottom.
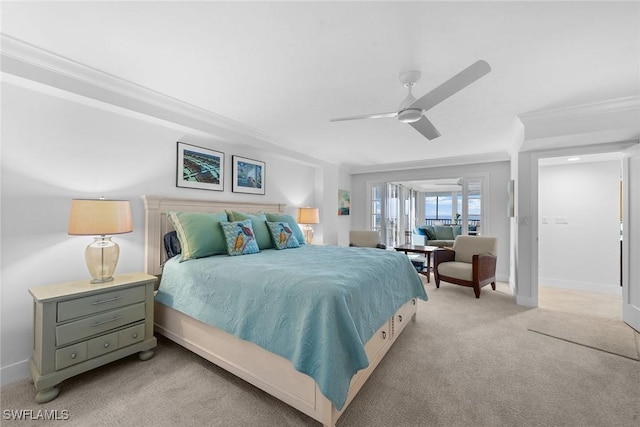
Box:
(29, 272, 157, 403)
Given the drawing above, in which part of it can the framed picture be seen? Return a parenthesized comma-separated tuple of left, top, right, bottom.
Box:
(232, 155, 265, 195)
(338, 189, 350, 216)
(176, 142, 224, 191)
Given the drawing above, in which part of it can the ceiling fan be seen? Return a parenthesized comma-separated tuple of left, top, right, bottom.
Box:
(330, 60, 491, 140)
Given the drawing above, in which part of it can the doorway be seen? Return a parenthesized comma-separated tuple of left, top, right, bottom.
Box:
(537, 152, 623, 320)
(368, 176, 486, 248)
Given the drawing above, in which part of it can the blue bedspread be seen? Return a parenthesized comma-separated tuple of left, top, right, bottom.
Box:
(155, 245, 427, 409)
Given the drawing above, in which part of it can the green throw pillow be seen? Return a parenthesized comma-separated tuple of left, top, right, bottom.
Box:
(434, 225, 454, 240)
(226, 211, 273, 250)
(167, 211, 228, 260)
(265, 213, 306, 245)
(422, 225, 436, 240)
(266, 221, 300, 250)
(220, 220, 260, 256)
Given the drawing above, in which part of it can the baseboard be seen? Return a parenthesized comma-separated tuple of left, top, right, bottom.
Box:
(539, 277, 622, 296)
(1, 359, 30, 387)
(496, 273, 509, 283)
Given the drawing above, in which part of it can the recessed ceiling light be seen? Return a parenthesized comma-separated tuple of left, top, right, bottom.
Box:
(567, 157, 580, 162)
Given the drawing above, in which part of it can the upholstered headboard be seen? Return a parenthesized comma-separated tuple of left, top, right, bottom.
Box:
(142, 195, 285, 276)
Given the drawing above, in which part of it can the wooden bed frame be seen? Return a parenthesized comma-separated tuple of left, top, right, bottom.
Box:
(142, 195, 418, 427)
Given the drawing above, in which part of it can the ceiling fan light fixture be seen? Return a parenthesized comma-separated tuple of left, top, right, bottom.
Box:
(330, 61, 490, 140)
(397, 108, 423, 123)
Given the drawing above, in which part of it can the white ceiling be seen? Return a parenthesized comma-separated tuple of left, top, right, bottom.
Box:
(2, 1, 639, 168)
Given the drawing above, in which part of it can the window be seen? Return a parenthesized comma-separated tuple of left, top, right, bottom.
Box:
(369, 183, 416, 247)
(387, 183, 400, 246)
(425, 194, 454, 224)
(371, 185, 383, 232)
(424, 177, 484, 234)
(466, 179, 483, 234)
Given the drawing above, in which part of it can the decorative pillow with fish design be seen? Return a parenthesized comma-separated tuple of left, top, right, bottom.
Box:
(220, 219, 260, 256)
(266, 221, 300, 250)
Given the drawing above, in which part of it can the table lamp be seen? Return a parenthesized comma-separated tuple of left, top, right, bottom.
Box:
(297, 207, 319, 245)
(68, 198, 133, 283)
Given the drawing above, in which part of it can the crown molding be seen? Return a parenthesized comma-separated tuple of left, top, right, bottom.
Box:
(517, 96, 640, 146)
(518, 96, 640, 126)
(0, 33, 331, 167)
(348, 151, 510, 175)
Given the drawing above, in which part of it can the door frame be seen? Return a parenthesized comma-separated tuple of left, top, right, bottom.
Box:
(622, 143, 640, 331)
(516, 140, 639, 308)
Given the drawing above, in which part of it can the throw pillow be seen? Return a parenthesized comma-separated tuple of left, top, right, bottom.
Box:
(434, 225, 454, 240)
(423, 225, 436, 240)
(265, 213, 306, 245)
(167, 211, 228, 260)
(266, 221, 300, 249)
(220, 220, 260, 256)
(226, 211, 273, 250)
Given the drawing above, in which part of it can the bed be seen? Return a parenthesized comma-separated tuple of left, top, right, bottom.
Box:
(142, 195, 427, 426)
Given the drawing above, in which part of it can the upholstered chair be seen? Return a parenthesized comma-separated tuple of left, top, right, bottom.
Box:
(433, 235, 497, 298)
(349, 230, 386, 249)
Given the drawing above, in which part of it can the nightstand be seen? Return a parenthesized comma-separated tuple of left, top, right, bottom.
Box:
(28, 272, 157, 403)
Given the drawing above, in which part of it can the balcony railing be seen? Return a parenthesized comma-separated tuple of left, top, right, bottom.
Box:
(425, 218, 481, 227)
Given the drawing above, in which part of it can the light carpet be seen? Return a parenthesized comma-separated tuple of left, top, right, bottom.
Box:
(2, 279, 639, 426)
(527, 308, 640, 361)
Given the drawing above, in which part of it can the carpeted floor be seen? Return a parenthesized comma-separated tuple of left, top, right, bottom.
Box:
(2, 279, 639, 426)
(527, 308, 639, 361)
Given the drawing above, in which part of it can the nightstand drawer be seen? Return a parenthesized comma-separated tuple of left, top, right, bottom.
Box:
(87, 331, 119, 359)
(56, 302, 146, 346)
(57, 286, 146, 322)
(55, 342, 87, 370)
(118, 323, 145, 348)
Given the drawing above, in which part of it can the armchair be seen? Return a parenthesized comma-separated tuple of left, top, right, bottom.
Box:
(349, 230, 386, 249)
(433, 235, 497, 298)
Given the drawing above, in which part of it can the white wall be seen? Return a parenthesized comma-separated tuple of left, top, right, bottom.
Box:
(0, 82, 320, 384)
(538, 160, 621, 294)
(350, 161, 511, 282)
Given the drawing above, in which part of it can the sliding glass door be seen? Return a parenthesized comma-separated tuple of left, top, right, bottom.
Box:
(369, 177, 484, 245)
(370, 182, 417, 247)
(466, 178, 483, 235)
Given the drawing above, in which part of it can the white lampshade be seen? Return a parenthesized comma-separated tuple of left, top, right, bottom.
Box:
(297, 207, 319, 225)
(68, 199, 133, 284)
(68, 199, 133, 235)
(297, 207, 319, 245)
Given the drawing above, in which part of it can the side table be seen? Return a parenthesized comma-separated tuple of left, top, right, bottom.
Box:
(394, 244, 441, 283)
(29, 272, 157, 403)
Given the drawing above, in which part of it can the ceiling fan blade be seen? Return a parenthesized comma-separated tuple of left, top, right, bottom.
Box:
(330, 111, 398, 122)
(409, 116, 441, 140)
(410, 60, 491, 112)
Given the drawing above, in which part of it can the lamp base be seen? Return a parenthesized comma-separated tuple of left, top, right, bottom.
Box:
(86, 236, 119, 284)
(90, 277, 115, 284)
(301, 224, 314, 245)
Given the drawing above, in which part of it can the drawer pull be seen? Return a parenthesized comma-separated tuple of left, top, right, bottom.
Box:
(381, 331, 387, 339)
(70, 353, 77, 359)
(92, 296, 124, 305)
(91, 316, 121, 327)
(398, 315, 403, 322)
(103, 342, 110, 348)
(132, 333, 138, 339)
